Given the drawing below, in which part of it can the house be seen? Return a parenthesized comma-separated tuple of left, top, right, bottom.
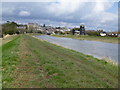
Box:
(100, 32, 107, 36)
(79, 24, 85, 35)
(107, 32, 118, 37)
(16, 25, 27, 34)
(72, 24, 86, 35)
(17, 25, 27, 29)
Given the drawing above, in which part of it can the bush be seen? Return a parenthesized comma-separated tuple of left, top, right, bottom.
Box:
(2, 21, 18, 35)
(86, 31, 100, 36)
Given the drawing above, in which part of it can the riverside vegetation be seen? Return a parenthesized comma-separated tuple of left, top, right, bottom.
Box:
(2, 35, 118, 88)
(52, 35, 120, 44)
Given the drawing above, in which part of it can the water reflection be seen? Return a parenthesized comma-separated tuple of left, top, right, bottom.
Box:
(36, 35, 119, 64)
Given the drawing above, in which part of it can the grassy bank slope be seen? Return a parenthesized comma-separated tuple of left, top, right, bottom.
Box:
(2, 35, 118, 88)
(2, 35, 21, 87)
(52, 35, 119, 44)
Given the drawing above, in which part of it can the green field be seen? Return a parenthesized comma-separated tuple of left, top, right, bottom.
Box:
(52, 35, 120, 44)
(2, 35, 118, 88)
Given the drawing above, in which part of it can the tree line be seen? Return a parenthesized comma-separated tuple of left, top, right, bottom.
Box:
(2, 21, 28, 36)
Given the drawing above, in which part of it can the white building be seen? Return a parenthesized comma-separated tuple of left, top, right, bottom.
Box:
(100, 32, 107, 36)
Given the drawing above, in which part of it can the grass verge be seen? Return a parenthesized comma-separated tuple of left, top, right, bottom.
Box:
(2, 35, 21, 87)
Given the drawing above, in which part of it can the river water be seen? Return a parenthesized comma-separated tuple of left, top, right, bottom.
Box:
(36, 35, 119, 64)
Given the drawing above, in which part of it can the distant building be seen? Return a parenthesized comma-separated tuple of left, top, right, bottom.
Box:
(43, 24, 45, 27)
(79, 24, 85, 35)
(17, 25, 27, 29)
(16, 25, 27, 34)
(27, 23, 38, 30)
(72, 24, 86, 35)
(27, 23, 43, 33)
(100, 32, 107, 36)
(72, 29, 75, 35)
(72, 25, 85, 35)
(107, 32, 118, 37)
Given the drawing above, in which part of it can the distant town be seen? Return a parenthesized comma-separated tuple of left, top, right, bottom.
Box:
(1, 21, 120, 38)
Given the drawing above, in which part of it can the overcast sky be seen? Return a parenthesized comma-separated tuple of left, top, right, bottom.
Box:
(1, 0, 119, 31)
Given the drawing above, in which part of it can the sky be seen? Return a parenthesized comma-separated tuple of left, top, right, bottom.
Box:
(1, 0, 119, 32)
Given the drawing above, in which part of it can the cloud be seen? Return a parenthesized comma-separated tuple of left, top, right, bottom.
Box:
(1, 0, 58, 2)
(18, 11, 30, 16)
(2, 1, 118, 31)
(47, 0, 86, 16)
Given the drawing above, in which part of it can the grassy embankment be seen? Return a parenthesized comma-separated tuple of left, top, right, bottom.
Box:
(52, 35, 120, 44)
(2, 35, 118, 88)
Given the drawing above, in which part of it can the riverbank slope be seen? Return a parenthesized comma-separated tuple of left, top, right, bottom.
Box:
(52, 35, 120, 44)
(2, 35, 118, 88)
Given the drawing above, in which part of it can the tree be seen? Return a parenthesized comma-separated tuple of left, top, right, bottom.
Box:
(86, 31, 100, 36)
(43, 24, 45, 27)
(2, 21, 18, 35)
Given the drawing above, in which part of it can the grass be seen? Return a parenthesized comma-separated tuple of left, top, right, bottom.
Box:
(2, 35, 18, 45)
(2, 35, 20, 87)
(52, 35, 120, 44)
(2, 35, 118, 88)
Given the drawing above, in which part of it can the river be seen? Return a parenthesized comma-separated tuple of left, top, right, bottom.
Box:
(35, 35, 119, 64)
